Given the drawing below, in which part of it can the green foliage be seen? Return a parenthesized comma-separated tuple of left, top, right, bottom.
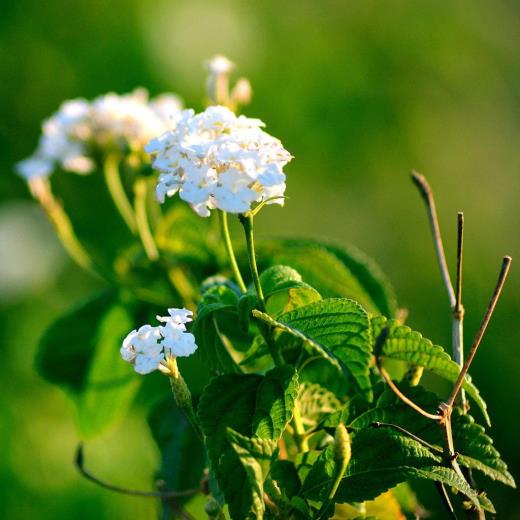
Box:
(226, 428, 278, 519)
(254, 298, 373, 399)
(36, 289, 140, 437)
(148, 400, 206, 502)
(253, 239, 397, 317)
(198, 366, 298, 519)
(193, 284, 243, 374)
(452, 409, 515, 487)
(260, 265, 322, 316)
(347, 386, 515, 489)
(301, 427, 493, 512)
(372, 315, 490, 425)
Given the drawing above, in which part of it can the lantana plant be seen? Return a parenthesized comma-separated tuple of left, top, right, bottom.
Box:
(21, 56, 515, 519)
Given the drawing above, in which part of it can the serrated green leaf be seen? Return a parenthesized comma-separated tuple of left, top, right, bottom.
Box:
(227, 428, 277, 520)
(347, 386, 514, 490)
(253, 366, 299, 439)
(452, 409, 515, 487)
(198, 366, 298, 520)
(298, 383, 342, 428)
(36, 290, 140, 437)
(251, 239, 397, 317)
(372, 316, 490, 425)
(301, 427, 490, 512)
(254, 298, 373, 400)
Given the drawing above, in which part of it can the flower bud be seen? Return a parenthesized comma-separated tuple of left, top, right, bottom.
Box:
(230, 78, 253, 107)
(334, 424, 351, 471)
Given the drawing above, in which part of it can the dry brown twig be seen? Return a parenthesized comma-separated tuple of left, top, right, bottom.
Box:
(374, 172, 513, 517)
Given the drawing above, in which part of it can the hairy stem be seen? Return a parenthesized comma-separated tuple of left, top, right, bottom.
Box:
(103, 154, 137, 234)
(218, 210, 247, 292)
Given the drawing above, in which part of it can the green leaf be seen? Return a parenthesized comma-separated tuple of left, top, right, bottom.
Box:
(260, 265, 303, 294)
(254, 298, 373, 400)
(259, 264, 322, 316)
(148, 399, 206, 503)
(348, 387, 514, 489)
(301, 427, 491, 512)
(452, 409, 515, 487)
(226, 428, 278, 520)
(372, 316, 490, 425)
(252, 239, 397, 317)
(297, 383, 342, 428)
(193, 284, 242, 374)
(36, 290, 140, 437)
(198, 366, 298, 519)
(270, 460, 302, 499)
(253, 366, 299, 439)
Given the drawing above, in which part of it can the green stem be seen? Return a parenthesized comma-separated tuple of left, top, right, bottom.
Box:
(134, 177, 159, 261)
(30, 178, 96, 275)
(240, 214, 265, 309)
(240, 214, 285, 367)
(103, 154, 137, 234)
(218, 211, 247, 292)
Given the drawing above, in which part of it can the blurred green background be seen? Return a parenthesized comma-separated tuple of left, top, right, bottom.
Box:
(1, 0, 519, 517)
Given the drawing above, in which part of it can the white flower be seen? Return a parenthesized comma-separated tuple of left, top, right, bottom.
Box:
(16, 89, 183, 180)
(121, 325, 164, 375)
(147, 105, 292, 216)
(121, 307, 198, 374)
(205, 55, 235, 75)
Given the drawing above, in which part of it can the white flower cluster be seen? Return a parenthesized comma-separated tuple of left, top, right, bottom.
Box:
(17, 89, 183, 180)
(120, 308, 197, 375)
(145, 105, 292, 216)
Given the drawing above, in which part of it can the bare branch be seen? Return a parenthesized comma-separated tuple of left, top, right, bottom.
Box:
(375, 328, 441, 421)
(370, 422, 443, 454)
(75, 444, 199, 499)
(447, 256, 512, 408)
(411, 171, 456, 307)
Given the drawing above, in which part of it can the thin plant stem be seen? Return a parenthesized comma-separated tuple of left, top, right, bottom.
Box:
(29, 178, 95, 274)
(446, 256, 512, 408)
(377, 361, 441, 421)
(103, 154, 137, 234)
(239, 214, 266, 309)
(411, 171, 456, 307)
(453, 212, 466, 407)
(218, 210, 247, 292)
(134, 177, 159, 261)
(435, 482, 458, 520)
(75, 444, 199, 499)
(370, 422, 443, 454)
(375, 328, 441, 421)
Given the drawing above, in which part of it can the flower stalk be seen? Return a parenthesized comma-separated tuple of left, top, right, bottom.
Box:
(103, 154, 137, 234)
(218, 210, 247, 292)
(134, 177, 159, 261)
